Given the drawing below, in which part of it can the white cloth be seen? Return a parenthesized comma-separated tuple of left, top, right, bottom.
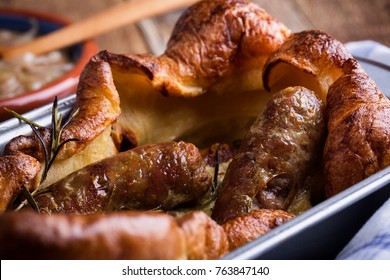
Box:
(345, 40, 390, 66)
(336, 40, 390, 260)
(337, 198, 390, 259)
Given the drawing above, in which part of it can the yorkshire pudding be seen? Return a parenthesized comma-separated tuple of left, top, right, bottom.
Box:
(263, 30, 354, 102)
(0, 0, 389, 260)
(4, 55, 121, 186)
(103, 0, 290, 149)
(4, 0, 291, 186)
(324, 61, 390, 196)
(261, 31, 390, 196)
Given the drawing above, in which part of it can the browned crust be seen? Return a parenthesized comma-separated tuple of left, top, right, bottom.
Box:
(100, 51, 158, 81)
(262, 30, 354, 99)
(222, 209, 295, 251)
(160, 0, 290, 95)
(4, 128, 50, 161)
(176, 211, 229, 260)
(101, 0, 290, 98)
(324, 70, 390, 196)
(59, 55, 121, 158)
(264, 30, 351, 76)
(0, 154, 41, 212)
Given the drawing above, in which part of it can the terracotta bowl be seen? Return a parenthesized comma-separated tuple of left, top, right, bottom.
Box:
(0, 8, 98, 122)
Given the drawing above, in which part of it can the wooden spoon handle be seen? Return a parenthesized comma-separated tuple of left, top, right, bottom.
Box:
(2, 0, 198, 59)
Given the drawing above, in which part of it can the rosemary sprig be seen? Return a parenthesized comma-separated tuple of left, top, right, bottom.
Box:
(3, 108, 43, 128)
(197, 144, 222, 211)
(20, 185, 40, 212)
(5, 97, 79, 212)
(39, 97, 80, 183)
(211, 144, 221, 195)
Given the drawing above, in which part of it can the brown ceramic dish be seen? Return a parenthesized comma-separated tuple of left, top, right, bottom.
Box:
(0, 8, 98, 121)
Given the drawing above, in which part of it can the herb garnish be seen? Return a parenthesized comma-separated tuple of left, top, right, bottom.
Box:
(5, 96, 79, 212)
(212, 144, 221, 195)
(197, 144, 222, 211)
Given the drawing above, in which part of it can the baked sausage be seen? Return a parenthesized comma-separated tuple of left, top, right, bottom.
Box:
(212, 86, 326, 224)
(34, 141, 212, 214)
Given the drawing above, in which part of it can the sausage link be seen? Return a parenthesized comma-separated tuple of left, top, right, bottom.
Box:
(212, 86, 326, 224)
(35, 141, 212, 214)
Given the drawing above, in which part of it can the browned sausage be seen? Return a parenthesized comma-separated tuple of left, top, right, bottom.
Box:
(34, 141, 212, 214)
(212, 86, 326, 224)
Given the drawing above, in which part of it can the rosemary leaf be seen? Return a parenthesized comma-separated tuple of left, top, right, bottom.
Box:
(20, 185, 40, 213)
(43, 97, 79, 180)
(212, 144, 221, 195)
(29, 124, 50, 184)
(47, 138, 79, 171)
(8, 96, 80, 212)
(51, 97, 60, 157)
(34, 188, 53, 197)
(196, 144, 222, 211)
(61, 108, 79, 130)
(3, 107, 42, 128)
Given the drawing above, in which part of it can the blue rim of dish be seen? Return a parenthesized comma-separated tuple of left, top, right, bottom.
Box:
(0, 14, 81, 61)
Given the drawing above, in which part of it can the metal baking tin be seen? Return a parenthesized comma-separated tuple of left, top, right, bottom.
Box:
(0, 94, 75, 154)
(0, 58, 389, 260)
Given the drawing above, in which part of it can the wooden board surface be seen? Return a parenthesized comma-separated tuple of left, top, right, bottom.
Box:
(2, 0, 390, 55)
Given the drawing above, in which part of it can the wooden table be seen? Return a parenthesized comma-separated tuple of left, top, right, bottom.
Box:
(2, 0, 390, 56)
